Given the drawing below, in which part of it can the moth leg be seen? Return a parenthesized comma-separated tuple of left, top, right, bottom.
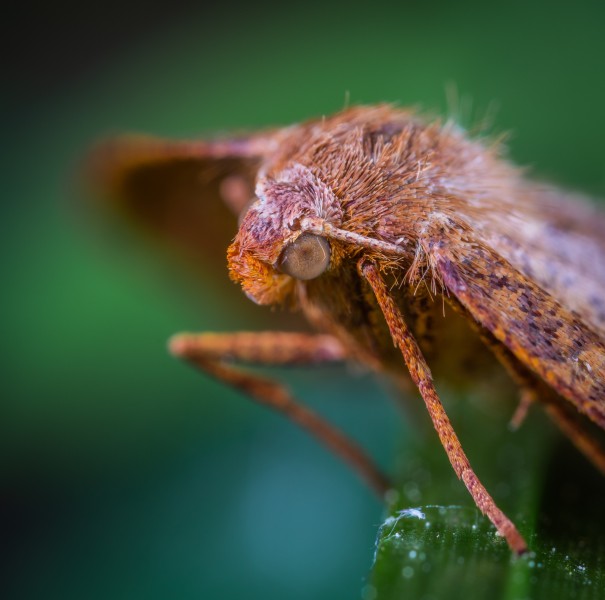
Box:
(360, 259, 528, 555)
(447, 297, 540, 430)
(169, 331, 391, 496)
(482, 337, 605, 473)
(456, 308, 605, 473)
(509, 391, 536, 431)
(480, 335, 542, 430)
(543, 399, 605, 475)
(482, 337, 542, 430)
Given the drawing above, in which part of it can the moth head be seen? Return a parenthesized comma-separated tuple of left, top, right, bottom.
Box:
(227, 165, 341, 305)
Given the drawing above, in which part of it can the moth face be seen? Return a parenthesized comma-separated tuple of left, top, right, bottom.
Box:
(227, 170, 337, 305)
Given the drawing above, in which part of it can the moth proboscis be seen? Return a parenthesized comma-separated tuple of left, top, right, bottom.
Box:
(88, 105, 605, 555)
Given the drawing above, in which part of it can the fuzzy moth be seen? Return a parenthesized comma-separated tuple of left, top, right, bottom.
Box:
(88, 105, 605, 554)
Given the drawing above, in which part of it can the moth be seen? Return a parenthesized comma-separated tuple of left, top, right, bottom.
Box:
(89, 105, 605, 554)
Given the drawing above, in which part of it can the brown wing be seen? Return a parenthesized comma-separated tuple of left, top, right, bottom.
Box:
(459, 187, 605, 336)
(423, 220, 605, 428)
(84, 132, 277, 269)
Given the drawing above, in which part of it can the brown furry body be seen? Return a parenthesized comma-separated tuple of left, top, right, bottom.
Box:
(90, 105, 605, 553)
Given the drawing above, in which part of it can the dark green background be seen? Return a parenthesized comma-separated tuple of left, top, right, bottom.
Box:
(3, 1, 604, 598)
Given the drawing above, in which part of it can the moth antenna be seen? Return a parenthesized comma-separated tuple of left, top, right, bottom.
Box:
(299, 217, 414, 260)
(359, 258, 527, 555)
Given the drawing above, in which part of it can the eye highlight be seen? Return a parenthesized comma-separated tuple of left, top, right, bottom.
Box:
(277, 233, 331, 280)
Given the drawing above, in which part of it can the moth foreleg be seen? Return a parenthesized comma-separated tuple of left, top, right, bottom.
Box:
(169, 331, 391, 496)
(360, 259, 528, 555)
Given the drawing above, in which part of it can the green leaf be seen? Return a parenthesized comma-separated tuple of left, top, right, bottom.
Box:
(368, 394, 605, 600)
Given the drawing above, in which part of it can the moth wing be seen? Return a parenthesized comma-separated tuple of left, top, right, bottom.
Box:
(84, 132, 276, 268)
(423, 221, 605, 428)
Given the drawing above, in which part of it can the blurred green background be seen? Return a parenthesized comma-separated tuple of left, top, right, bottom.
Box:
(3, 1, 605, 599)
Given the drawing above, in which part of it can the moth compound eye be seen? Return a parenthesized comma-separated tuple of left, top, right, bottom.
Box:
(277, 233, 331, 280)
